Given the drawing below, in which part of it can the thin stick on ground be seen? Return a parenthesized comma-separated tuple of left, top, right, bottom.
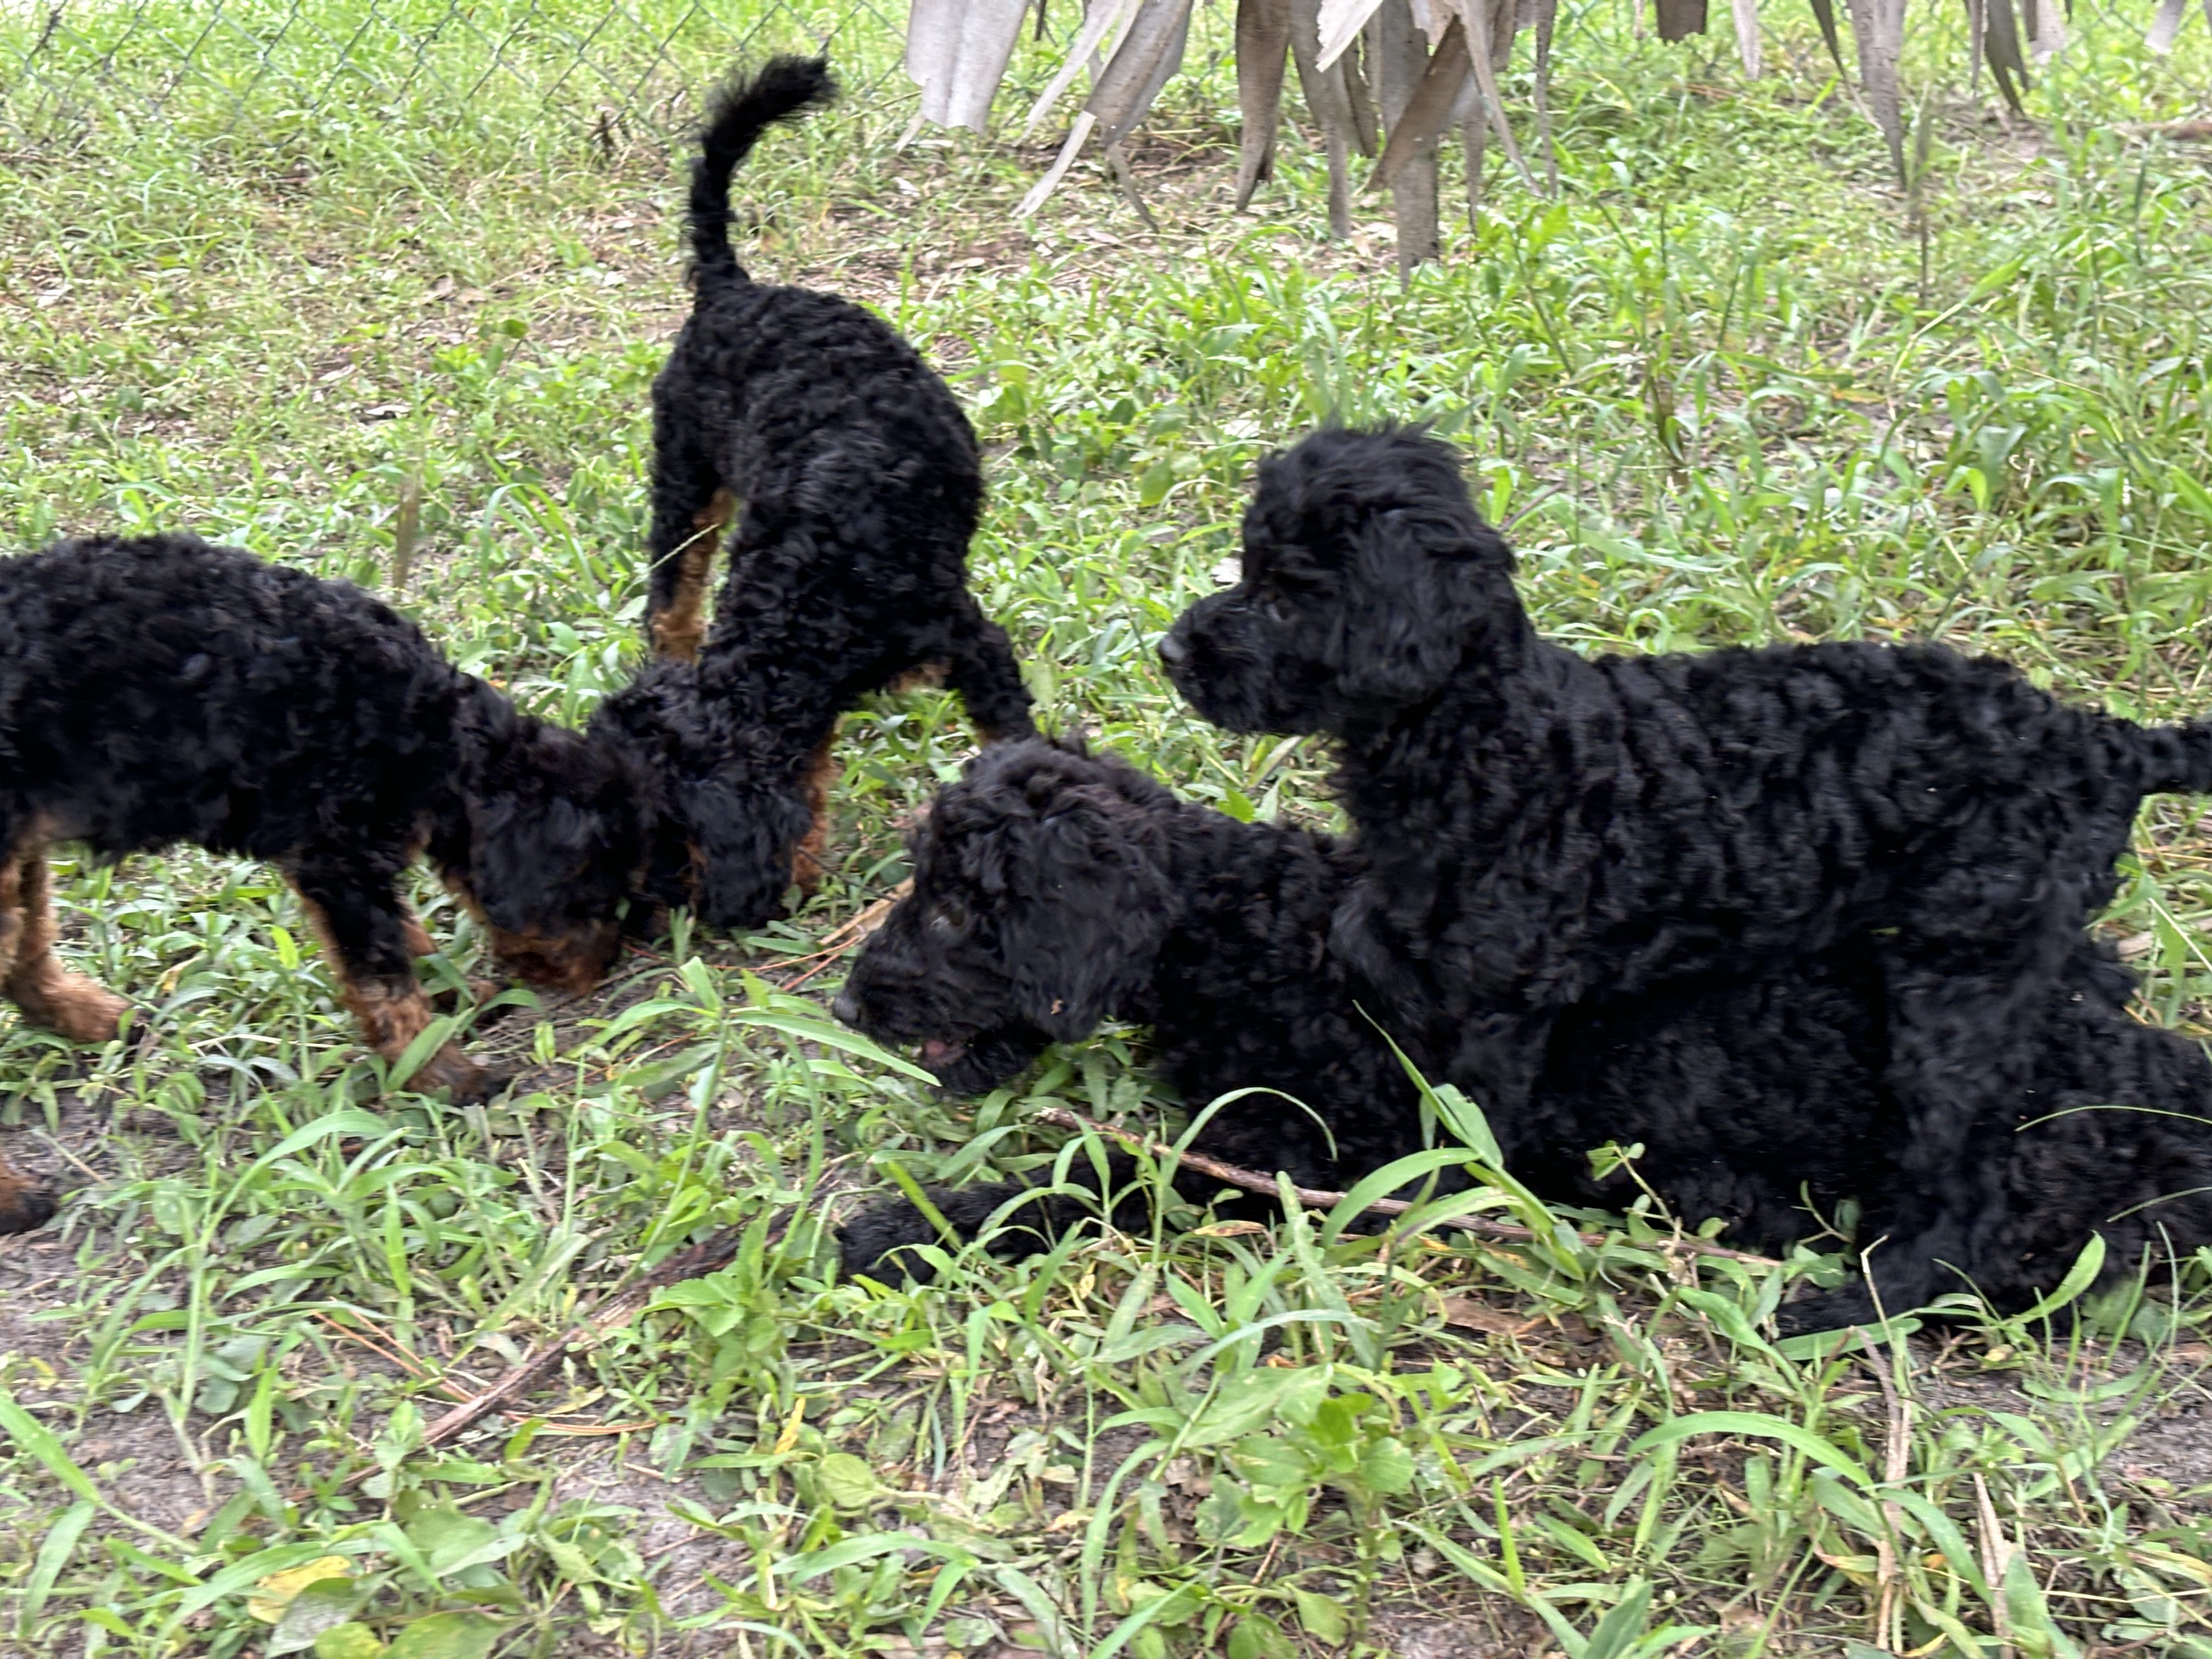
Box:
(1028, 1105, 1781, 1266)
(394, 1227, 746, 1465)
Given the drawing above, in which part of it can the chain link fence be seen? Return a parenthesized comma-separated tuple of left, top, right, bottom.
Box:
(0, 0, 911, 149)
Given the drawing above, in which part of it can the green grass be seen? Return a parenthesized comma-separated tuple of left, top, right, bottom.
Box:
(5, 2, 2212, 1655)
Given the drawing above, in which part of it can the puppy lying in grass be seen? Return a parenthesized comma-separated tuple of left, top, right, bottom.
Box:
(0, 532, 648, 1230)
(833, 739, 2212, 1330)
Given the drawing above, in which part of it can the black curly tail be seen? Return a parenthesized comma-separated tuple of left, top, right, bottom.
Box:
(687, 54, 838, 292)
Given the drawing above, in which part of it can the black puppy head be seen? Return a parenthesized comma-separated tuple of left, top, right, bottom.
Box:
(452, 697, 645, 992)
(836, 739, 1180, 1094)
(1160, 426, 1523, 733)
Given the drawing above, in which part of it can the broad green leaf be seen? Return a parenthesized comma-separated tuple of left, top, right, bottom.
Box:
(160, 1541, 363, 1639)
(249, 1556, 352, 1622)
(1294, 1587, 1351, 1645)
(385, 1610, 504, 1659)
(815, 1452, 878, 1510)
(272, 1578, 371, 1656)
(314, 1627, 386, 1659)
(1357, 1435, 1415, 1496)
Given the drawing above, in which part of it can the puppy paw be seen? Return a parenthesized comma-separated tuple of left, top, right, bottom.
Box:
(1771, 1283, 1887, 1339)
(836, 1203, 947, 1283)
(405, 1045, 514, 1106)
(18, 976, 132, 1044)
(0, 1170, 59, 1234)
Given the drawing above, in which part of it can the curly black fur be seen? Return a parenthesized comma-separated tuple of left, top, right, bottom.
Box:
(0, 533, 648, 1231)
(1159, 425, 2212, 1330)
(833, 742, 2212, 1328)
(590, 55, 1035, 934)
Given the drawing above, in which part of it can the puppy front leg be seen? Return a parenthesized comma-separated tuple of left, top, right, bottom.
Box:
(286, 861, 503, 1104)
(1448, 1007, 1553, 1153)
(2, 842, 130, 1043)
(0, 1141, 58, 1234)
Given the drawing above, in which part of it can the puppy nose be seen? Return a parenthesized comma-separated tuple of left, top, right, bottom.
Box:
(1158, 630, 1189, 670)
(832, 989, 861, 1026)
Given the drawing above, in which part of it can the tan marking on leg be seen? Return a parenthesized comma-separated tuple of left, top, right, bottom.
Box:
(292, 887, 494, 1102)
(789, 738, 840, 896)
(0, 853, 24, 989)
(649, 487, 735, 664)
(401, 910, 436, 958)
(3, 843, 128, 1043)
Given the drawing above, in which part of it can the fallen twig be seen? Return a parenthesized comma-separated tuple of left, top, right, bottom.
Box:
(1029, 1105, 1780, 1266)
(312, 1312, 651, 1436)
(411, 1227, 742, 1452)
(763, 882, 912, 991)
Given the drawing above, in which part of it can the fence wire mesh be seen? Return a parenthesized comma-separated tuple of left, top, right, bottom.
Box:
(0, 0, 907, 149)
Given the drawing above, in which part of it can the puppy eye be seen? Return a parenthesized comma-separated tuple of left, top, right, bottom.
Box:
(929, 900, 969, 934)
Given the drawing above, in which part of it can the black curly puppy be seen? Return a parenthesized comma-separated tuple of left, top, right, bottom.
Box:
(591, 55, 1035, 934)
(1159, 425, 2212, 1330)
(0, 533, 647, 1231)
(832, 741, 2212, 1324)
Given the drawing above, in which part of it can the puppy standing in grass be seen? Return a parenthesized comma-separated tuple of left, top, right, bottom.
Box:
(0, 533, 647, 1231)
(592, 55, 1036, 935)
(832, 740, 2212, 1325)
(1161, 426, 2212, 1331)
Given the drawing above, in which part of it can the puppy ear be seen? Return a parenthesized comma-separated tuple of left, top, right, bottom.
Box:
(466, 778, 624, 933)
(995, 790, 1175, 1041)
(678, 771, 815, 932)
(1334, 514, 1512, 706)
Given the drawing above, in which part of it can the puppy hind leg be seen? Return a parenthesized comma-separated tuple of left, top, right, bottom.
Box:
(1446, 1007, 1553, 1153)
(789, 738, 840, 896)
(647, 477, 735, 665)
(1775, 951, 2054, 1334)
(288, 862, 503, 1104)
(2, 844, 129, 1043)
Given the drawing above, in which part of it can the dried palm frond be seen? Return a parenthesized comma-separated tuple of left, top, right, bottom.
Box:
(905, 0, 1032, 131)
(905, 0, 2175, 251)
